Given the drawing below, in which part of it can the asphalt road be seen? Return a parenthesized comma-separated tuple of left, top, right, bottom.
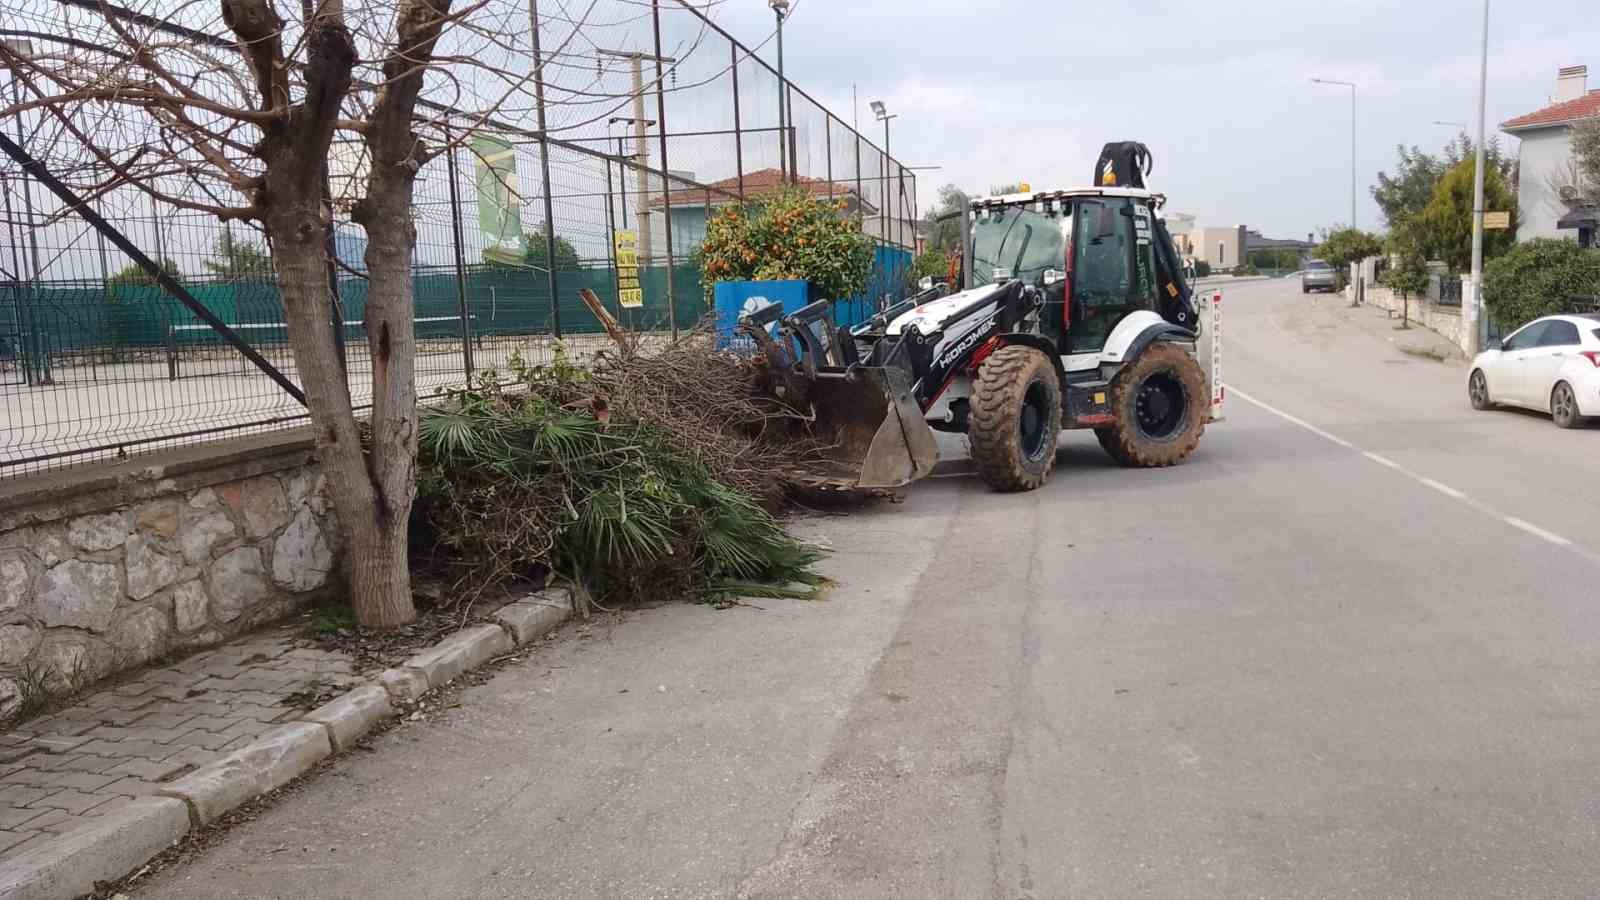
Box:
(142, 279, 1600, 899)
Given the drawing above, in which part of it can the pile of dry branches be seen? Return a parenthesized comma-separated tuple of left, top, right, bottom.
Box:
(589, 335, 828, 509)
(411, 334, 832, 609)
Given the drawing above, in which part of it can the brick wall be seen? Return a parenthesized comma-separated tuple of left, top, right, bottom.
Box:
(0, 434, 340, 716)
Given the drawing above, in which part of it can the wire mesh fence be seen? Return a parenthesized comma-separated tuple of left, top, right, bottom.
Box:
(0, 0, 919, 477)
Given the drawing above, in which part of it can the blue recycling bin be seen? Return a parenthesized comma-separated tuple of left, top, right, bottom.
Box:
(712, 279, 811, 352)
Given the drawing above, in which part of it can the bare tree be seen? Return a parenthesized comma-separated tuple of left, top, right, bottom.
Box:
(0, 0, 550, 628)
(1548, 119, 1600, 212)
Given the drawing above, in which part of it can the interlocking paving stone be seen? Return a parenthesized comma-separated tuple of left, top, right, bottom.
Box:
(104, 757, 190, 783)
(0, 808, 45, 830)
(42, 772, 121, 792)
(0, 622, 364, 863)
(27, 789, 109, 814)
(133, 711, 198, 730)
(166, 730, 235, 752)
(96, 777, 163, 798)
(54, 756, 122, 776)
(0, 787, 55, 807)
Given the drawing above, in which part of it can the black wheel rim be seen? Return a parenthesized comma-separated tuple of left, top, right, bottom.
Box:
(1555, 385, 1575, 423)
(1135, 371, 1188, 440)
(1020, 380, 1051, 460)
(1470, 372, 1487, 406)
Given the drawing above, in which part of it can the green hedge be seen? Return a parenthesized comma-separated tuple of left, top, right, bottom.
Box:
(1482, 239, 1600, 330)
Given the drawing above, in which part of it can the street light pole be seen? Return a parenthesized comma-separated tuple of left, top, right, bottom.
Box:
(1467, 0, 1490, 355)
(1311, 78, 1358, 230)
(871, 101, 896, 249)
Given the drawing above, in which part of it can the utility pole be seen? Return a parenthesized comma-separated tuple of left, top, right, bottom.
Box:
(1467, 0, 1490, 355)
(528, 0, 563, 336)
(599, 49, 672, 271)
(651, 0, 677, 339)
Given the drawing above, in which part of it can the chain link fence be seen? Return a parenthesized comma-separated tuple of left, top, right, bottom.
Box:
(0, 0, 919, 477)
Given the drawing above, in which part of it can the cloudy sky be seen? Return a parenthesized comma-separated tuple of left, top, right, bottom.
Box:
(704, 0, 1599, 240)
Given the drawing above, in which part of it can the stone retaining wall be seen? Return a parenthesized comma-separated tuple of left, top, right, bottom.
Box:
(0, 434, 339, 716)
(1366, 285, 1468, 353)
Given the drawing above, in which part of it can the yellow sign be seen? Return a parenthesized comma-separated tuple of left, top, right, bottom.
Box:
(1483, 211, 1511, 230)
(614, 229, 642, 308)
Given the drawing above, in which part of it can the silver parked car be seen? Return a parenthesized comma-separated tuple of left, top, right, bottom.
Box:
(1301, 259, 1337, 293)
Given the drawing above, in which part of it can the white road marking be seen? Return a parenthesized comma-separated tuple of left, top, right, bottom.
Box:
(1362, 451, 1402, 470)
(1504, 517, 1573, 547)
(1418, 477, 1468, 500)
(1221, 387, 1355, 448)
(1227, 384, 1584, 557)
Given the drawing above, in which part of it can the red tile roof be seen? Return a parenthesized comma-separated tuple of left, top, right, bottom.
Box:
(652, 167, 873, 211)
(1501, 90, 1600, 131)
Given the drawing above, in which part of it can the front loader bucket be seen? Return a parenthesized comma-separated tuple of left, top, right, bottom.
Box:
(797, 366, 940, 492)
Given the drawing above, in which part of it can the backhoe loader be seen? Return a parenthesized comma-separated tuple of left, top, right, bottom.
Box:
(741, 142, 1222, 493)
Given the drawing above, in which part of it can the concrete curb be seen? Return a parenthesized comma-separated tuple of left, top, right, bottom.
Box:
(0, 585, 575, 899)
(0, 797, 190, 900)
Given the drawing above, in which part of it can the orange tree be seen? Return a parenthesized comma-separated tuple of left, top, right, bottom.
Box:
(697, 187, 875, 303)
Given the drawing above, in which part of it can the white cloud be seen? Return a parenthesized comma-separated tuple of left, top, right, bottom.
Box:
(748, 0, 1600, 237)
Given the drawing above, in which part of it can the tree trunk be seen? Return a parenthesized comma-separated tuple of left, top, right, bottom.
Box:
(213, 0, 417, 629)
(351, 173, 420, 630)
(267, 196, 417, 629)
(343, 500, 414, 629)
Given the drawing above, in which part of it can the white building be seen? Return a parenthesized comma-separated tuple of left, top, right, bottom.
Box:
(1501, 65, 1600, 245)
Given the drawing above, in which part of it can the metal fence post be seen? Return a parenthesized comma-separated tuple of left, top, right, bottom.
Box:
(853, 133, 863, 217)
(652, 0, 677, 339)
(731, 40, 744, 201)
(825, 115, 833, 199)
(787, 84, 798, 183)
(603, 155, 622, 320)
(616, 136, 630, 230)
(529, 0, 563, 339)
(318, 163, 347, 375)
(442, 133, 475, 378)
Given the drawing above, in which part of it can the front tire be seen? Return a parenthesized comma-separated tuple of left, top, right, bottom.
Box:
(1552, 381, 1583, 429)
(1469, 369, 1493, 411)
(969, 346, 1062, 492)
(1096, 342, 1209, 467)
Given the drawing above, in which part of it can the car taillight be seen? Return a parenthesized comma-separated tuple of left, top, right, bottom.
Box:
(1582, 351, 1600, 367)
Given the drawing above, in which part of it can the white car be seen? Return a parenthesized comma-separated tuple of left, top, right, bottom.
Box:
(1469, 313, 1600, 428)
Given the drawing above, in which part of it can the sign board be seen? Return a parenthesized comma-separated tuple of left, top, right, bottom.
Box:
(613, 229, 642, 308)
(470, 134, 527, 266)
(1483, 211, 1511, 230)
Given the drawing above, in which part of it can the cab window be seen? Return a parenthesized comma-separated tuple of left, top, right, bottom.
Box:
(1072, 199, 1132, 306)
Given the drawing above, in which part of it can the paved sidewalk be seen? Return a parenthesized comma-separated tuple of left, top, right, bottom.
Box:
(0, 625, 357, 861)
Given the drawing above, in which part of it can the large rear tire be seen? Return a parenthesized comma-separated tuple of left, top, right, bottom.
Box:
(1095, 341, 1208, 467)
(969, 346, 1061, 492)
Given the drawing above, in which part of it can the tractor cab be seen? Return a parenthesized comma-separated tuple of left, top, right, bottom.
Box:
(964, 187, 1197, 365)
